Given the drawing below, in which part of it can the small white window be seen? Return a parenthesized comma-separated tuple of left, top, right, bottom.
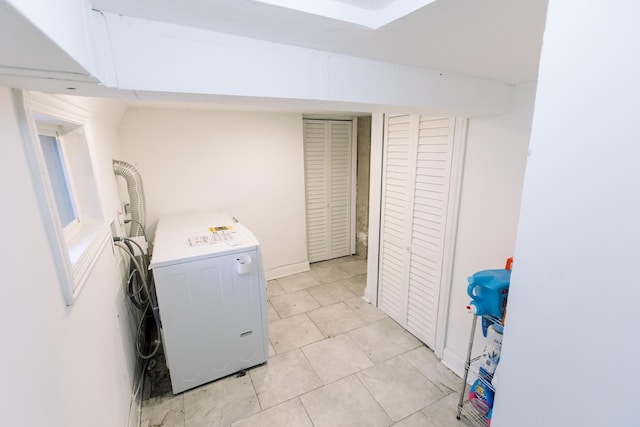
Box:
(38, 134, 78, 230)
(14, 90, 110, 305)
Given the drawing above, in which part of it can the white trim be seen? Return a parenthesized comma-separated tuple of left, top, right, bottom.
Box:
(13, 90, 76, 305)
(302, 115, 355, 121)
(29, 92, 89, 125)
(13, 89, 108, 306)
(56, 131, 82, 225)
(442, 346, 467, 378)
(63, 218, 82, 239)
(70, 224, 111, 299)
(265, 260, 310, 281)
(434, 117, 469, 358)
(364, 113, 384, 304)
(350, 116, 358, 255)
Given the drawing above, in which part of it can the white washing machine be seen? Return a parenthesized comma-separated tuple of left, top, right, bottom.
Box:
(150, 211, 268, 394)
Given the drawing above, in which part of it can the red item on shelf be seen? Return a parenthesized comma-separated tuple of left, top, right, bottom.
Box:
(505, 257, 513, 270)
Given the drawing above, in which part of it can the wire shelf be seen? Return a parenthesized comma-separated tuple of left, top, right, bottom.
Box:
(457, 313, 501, 427)
(464, 358, 496, 392)
(459, 400, 490, 427)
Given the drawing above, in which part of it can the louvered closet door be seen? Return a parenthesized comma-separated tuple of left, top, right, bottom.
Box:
(304, 120, 353, 263)
(378, 115, 415, 321)
(329, 122, 353, 258)
(378, 115, 455, 349)
(405, 117, 455, 348)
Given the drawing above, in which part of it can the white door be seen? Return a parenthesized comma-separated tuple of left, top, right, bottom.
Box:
(378, 115, 456, 349)
(304, 119, 354, 263)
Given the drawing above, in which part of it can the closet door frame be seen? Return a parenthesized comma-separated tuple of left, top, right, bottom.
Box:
(433, 118, 467, 356)
(350, 118, 357, 255)
(365, 114, 468, 358)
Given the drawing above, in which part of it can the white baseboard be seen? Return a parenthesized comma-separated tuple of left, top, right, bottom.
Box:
(363, 279, 376, 304)
(442, 347, 466, 378)
(265, 261, 310, 280)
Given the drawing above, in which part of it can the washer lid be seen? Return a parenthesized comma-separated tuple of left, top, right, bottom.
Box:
(150, 211, 259, 269)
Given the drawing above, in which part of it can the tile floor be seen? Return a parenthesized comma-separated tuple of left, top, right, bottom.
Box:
(140, 256, 472, 427)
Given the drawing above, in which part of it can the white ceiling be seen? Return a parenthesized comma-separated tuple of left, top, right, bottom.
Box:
(245, 0, 438, 27)
(311, 0, 400, 10)
(90, 0, 548, 84)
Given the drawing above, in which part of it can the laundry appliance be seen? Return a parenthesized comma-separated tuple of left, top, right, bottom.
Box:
(150, 211, 268, 394)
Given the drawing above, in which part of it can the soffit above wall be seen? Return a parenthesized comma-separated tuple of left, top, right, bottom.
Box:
(0, 0, 545, 115)
(90, 0, 548, 84)
(0, 1, 96, 81)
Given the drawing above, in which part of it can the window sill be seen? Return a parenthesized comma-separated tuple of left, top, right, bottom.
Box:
(67, 222, 111, 301)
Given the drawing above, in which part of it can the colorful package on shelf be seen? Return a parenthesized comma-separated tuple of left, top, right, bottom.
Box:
(480, 324, 503, 375)
(481, 315, 504, 336)
(469, 373, 495, 415)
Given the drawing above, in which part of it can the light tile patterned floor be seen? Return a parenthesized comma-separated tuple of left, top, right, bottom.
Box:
(140, 256, 472, 427)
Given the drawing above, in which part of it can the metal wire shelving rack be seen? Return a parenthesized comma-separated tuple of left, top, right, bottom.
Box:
(456, 314, 499, 427)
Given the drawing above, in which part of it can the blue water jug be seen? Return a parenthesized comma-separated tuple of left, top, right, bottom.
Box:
(466, 269, 511, 319)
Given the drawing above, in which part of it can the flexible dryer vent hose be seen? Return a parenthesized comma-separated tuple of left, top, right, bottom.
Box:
(113, 160, 146, 237)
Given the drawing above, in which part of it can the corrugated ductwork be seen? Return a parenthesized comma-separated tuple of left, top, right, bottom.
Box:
(113, 160, 146, 237)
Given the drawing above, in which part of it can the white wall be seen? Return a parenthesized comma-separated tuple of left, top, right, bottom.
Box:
(442, 82, 536, 373)
(493, 2, 640, 426)
(118, 107, 309, 279)
(0, 87, 136, 426)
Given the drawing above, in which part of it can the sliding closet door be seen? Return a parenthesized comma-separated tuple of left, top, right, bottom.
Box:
(378, 115, 456, 349)
(304, 120, 354, 263)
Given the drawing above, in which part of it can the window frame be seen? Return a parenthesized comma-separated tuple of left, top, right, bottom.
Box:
(37, 129, 81, 238)
(13, 90, 110, 306)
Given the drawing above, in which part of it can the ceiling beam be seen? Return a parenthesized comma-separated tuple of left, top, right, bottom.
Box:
(101, 13, 513, 116)
(0, 4, 514, 116)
